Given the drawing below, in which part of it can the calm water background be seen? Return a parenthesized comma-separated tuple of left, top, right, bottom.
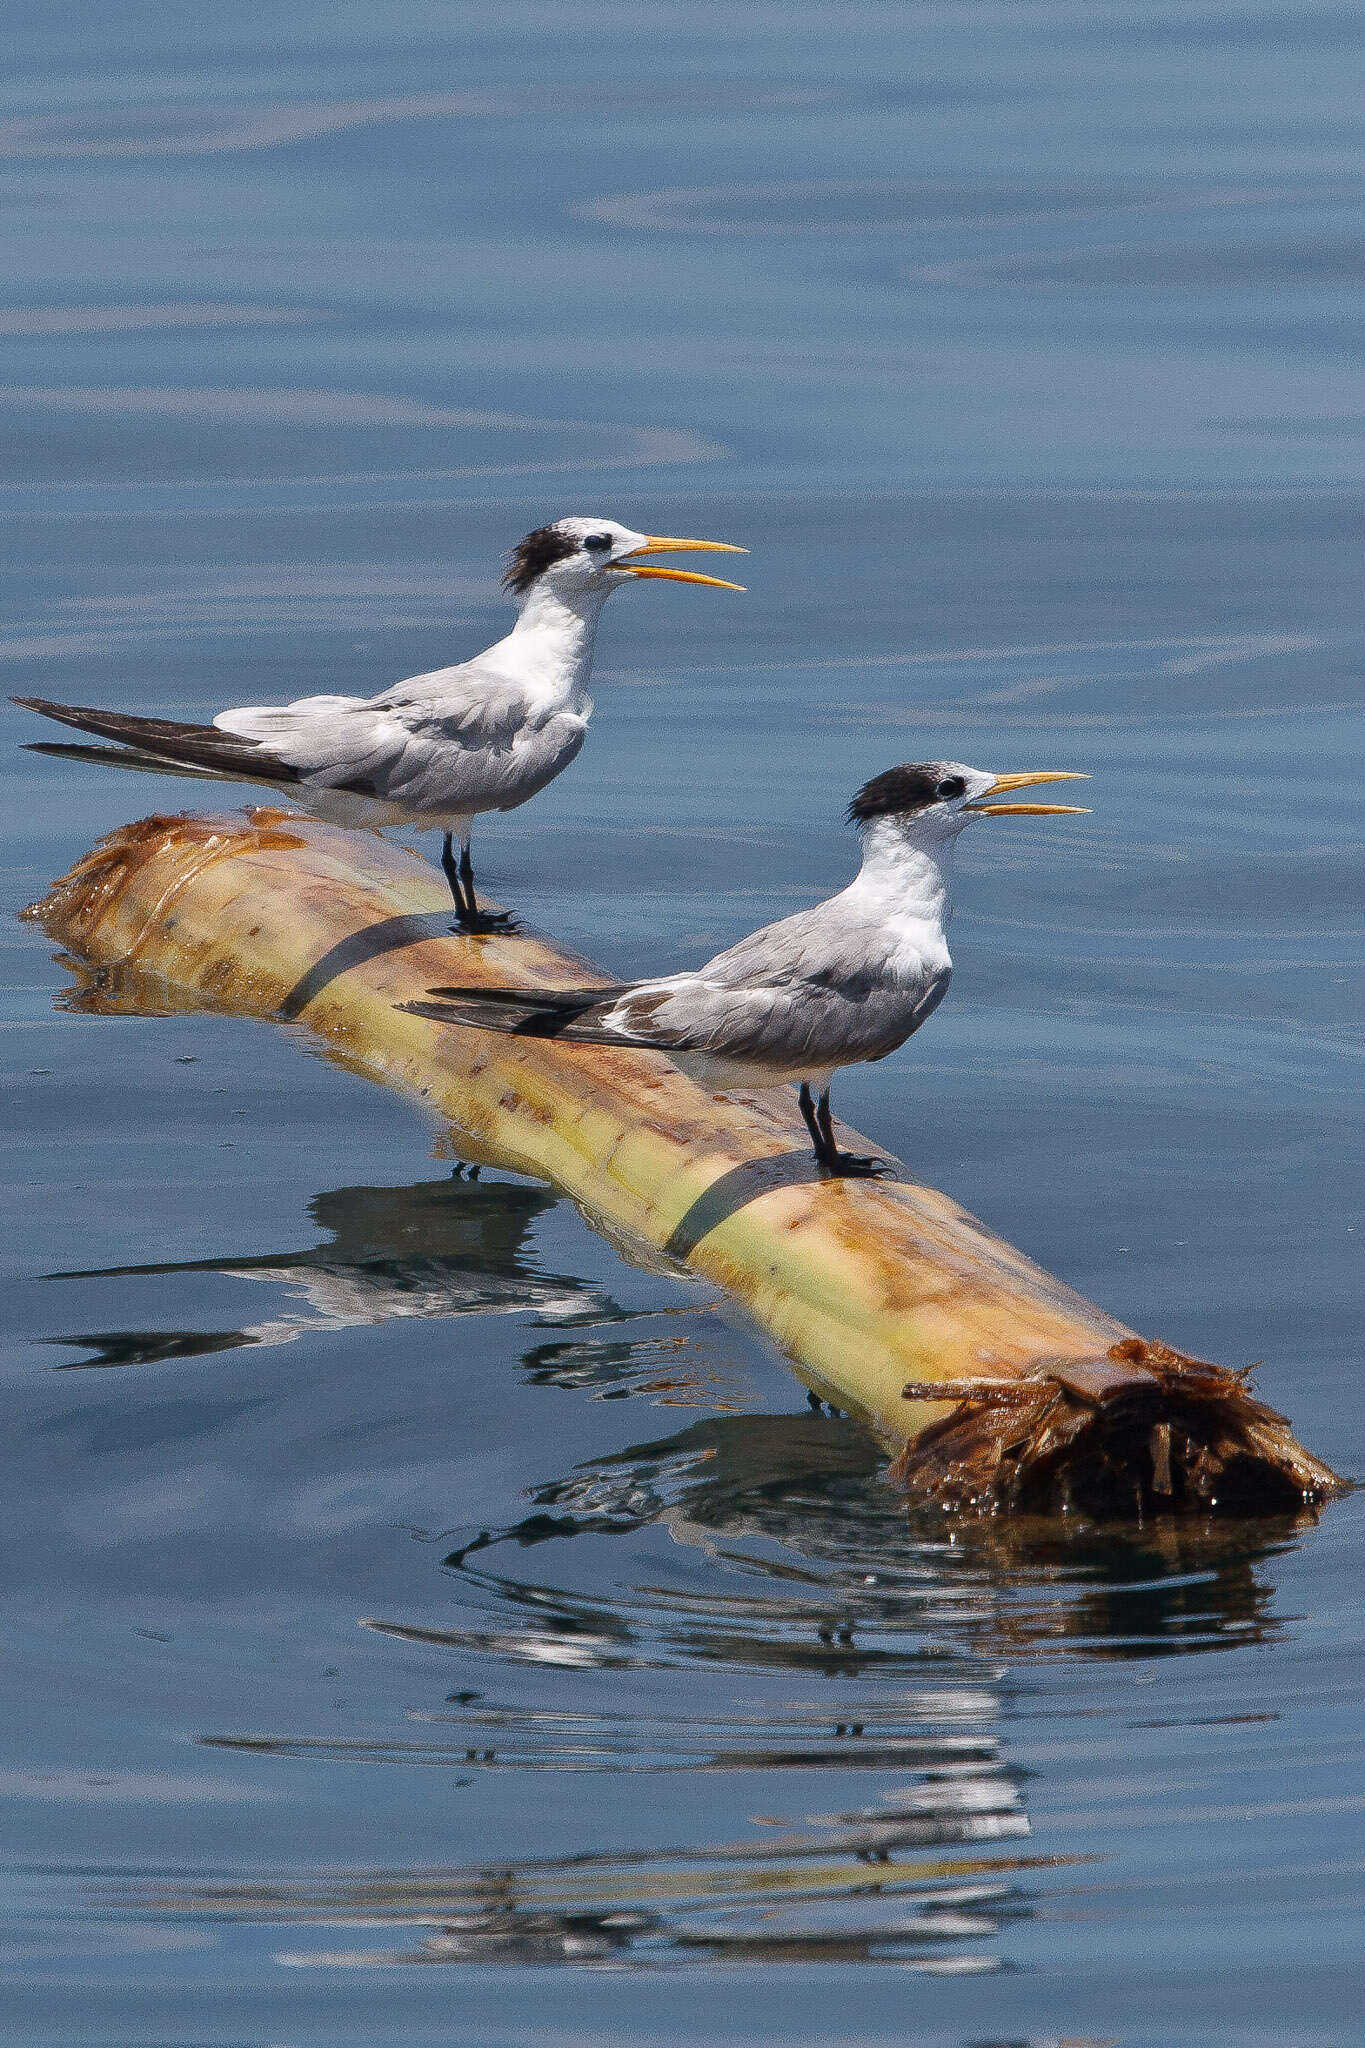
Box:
(1, 3, 1362, 2042)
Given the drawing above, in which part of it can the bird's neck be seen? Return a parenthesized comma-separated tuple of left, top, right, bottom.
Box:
(502, 581, 610, 706)
(843, 823, 955, 932)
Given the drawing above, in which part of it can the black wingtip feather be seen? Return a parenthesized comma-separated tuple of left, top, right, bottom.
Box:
(397, 991, 664, 1050)
(12, 695, 301, 783)
(398, 998, 571, 1039)
(22, 740, 236, 781)
(423, 983, 627, 1011)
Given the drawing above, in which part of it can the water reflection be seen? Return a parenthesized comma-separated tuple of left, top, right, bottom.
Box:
(911, 233, 1365, 290)
(0, 385, 723, 485)
(386, 1413, 1306, 1671)
(46, 1175, 621, 1364)
(0, 83, 848, 161)
(190, 1422, 1037, 1968)
(209, 1692, 1003, 1778)
(176, 1415, 1305, 1969)
(126, 1839, 1061, 1972)
(583, 173, 1347, 235)
(0, 303, 316, 336)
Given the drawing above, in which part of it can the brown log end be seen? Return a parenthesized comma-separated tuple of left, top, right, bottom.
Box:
(888, 1338, 1346, 1516)
(21, 811, 309, 953)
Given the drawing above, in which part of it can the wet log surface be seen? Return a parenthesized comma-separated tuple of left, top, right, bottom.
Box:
(27, 809, 1344, 1518)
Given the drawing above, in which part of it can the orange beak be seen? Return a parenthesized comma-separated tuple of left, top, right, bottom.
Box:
(615, 534, 747, 591)
(966, 771, 1091, 816)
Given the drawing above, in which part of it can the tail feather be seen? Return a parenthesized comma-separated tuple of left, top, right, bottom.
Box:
(422, 983, 628, 1011)
(12, 696, 299, 784)
(23, 740, 253, 783)
(398, 986, 659, 1048)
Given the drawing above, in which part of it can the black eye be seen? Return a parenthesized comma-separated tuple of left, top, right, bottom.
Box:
(583, 533, 613, 552)
(936, 776, 967, 800)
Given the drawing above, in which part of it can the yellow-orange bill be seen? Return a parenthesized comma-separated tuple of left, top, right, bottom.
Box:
(632, 535, 748, 555)
(967, 769, 1090, 814)
(617, 564, 746, 590)
(970, 801, 1091, 815)
(985, 771, 1089, 792)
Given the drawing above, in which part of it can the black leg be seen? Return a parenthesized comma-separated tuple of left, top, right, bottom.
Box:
(798, 1081, 831, 1166)
(440, 835, 521, 935)
(447, 839, 520, 935)
(440, 833, 469, 921)
(808, 1084, 892, 1180)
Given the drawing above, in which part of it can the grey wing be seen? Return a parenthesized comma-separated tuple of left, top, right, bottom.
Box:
(602, 966, 944, 1069)
(693, 899, 881, 990)
(215, 660, 587, 813)
(408, 957, 949, 1067)
(601, 900, 955, 1067)
(864, 965, 950, 1059)
(403, 975, 832, 1057)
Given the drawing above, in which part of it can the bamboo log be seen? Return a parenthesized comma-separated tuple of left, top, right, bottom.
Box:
(26, 809, 1342, 1517)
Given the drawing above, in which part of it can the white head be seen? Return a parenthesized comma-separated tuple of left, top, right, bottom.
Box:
(848, 761, 1090, 857)
(503, 517, 746, 610)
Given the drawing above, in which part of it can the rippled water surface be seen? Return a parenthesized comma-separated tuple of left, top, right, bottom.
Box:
(1, 4, 1362, 2042)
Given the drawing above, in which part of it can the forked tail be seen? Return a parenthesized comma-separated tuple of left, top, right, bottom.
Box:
(398, 984, 643, 1045)
(13, 696, 300, 786)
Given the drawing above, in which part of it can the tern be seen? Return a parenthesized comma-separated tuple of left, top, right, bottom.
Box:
(13, 517, 745, 933)
(401, 761, 1089, 1177)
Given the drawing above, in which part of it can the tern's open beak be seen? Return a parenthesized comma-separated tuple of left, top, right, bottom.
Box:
(966, 770, 1091, 816)
(615, 534, 747, 591)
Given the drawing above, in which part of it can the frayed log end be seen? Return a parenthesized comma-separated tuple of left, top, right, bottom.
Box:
(889, 1338, 1346, 1518)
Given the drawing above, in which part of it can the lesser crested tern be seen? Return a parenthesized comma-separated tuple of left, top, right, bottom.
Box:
(14, 516, 745, 933)
(402, 761, 1089, 1176)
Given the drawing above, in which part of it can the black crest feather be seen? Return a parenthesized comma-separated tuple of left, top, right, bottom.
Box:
(503, 523, 579, 595)
(847, 762, 955, 826)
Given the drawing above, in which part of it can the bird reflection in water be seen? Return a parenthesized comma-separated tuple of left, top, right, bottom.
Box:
(44, 1174, 627, 1365)
(418, 1411, 1301, 1667)
(185, 1414, 1306, 1971)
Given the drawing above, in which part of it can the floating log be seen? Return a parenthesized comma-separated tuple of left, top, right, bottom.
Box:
(27, 809, 1342, 1518)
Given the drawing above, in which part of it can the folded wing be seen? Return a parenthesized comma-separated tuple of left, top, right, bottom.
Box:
(403, 961, 950, 1068)
(217, 662, 581, 813)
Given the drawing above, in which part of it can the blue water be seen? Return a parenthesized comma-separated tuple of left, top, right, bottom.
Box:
(1, 4, 1362, 2042)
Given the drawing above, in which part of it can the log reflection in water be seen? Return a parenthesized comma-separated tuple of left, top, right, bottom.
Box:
(171, 1418, 1304, 1970)
(404, 1412, 1304, 1667)
(123, 1837, 1068, 1971)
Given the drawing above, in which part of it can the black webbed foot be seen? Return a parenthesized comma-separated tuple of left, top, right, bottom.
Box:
(798, 1083, 894, 1181)
(818, 1152, 894, 1180)
(450, 908, 523, 936)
